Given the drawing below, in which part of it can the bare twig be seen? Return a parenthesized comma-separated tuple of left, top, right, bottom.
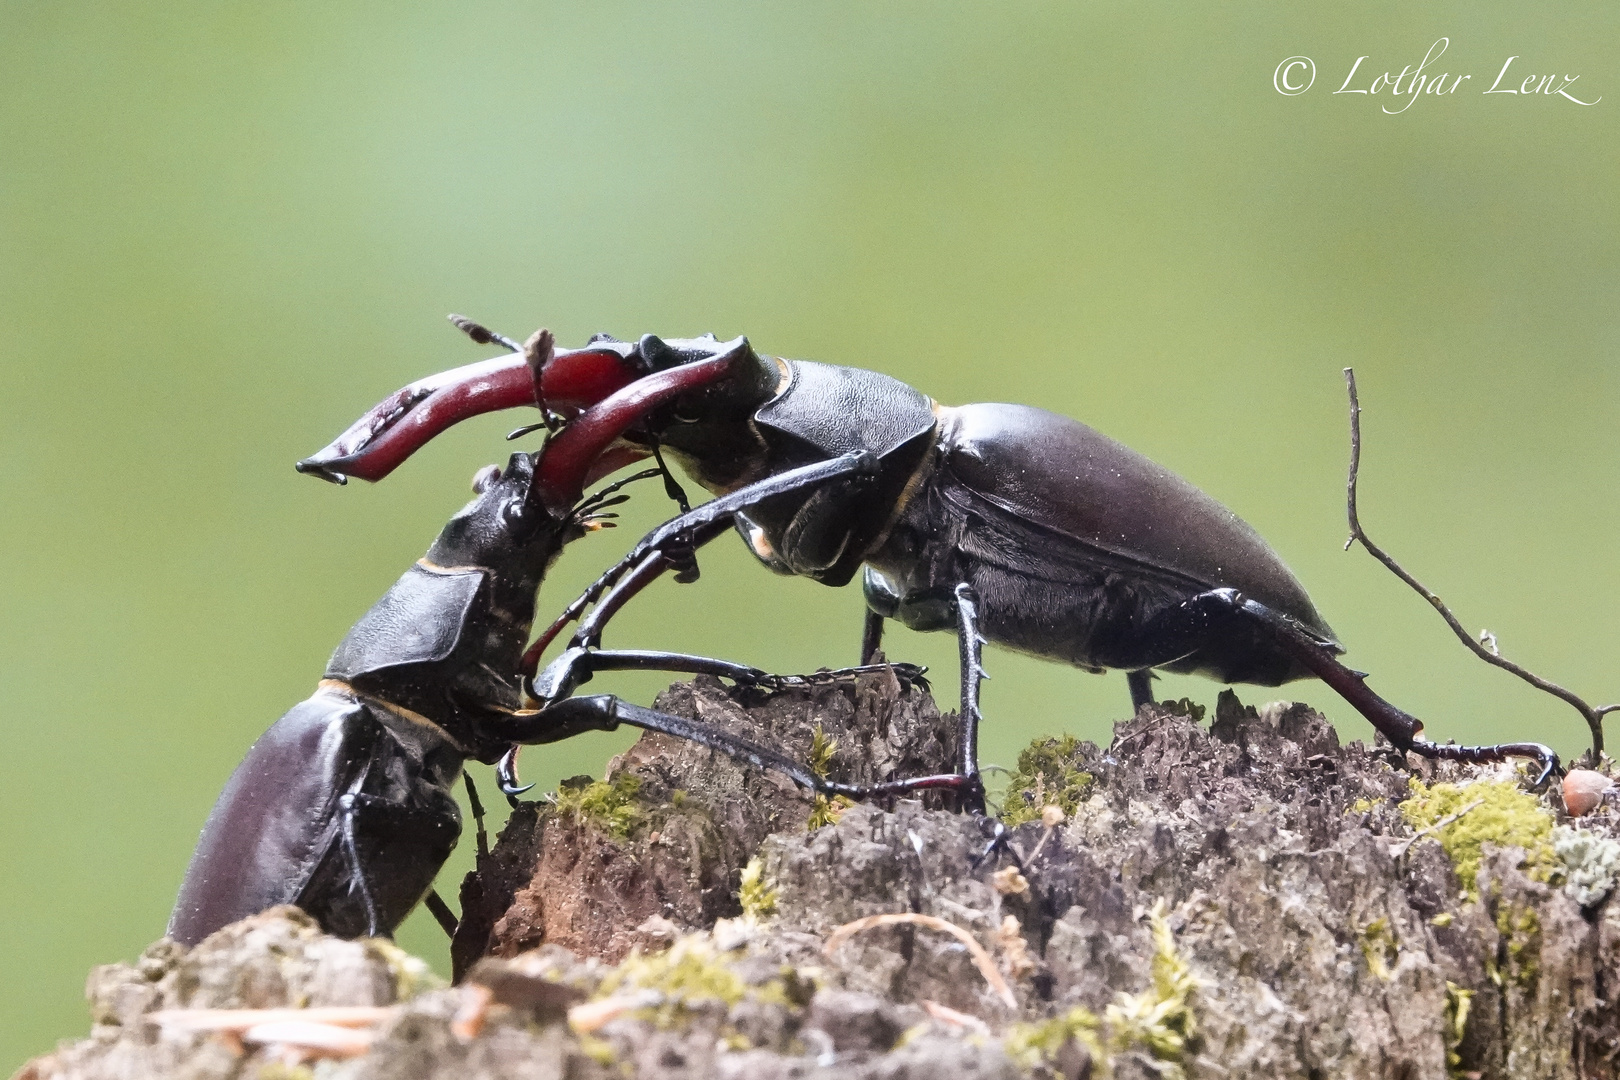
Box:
(1389, 797, 1484, 859)
(1342, 368, 1616, 757)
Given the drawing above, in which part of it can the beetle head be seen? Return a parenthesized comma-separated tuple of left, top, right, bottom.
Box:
(425, 452, 580, 581)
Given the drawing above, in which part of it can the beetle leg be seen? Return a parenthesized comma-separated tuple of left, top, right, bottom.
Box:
(495, 747, 533, 801)
(487, 696, 985, 807)
(950, 584, 990, 816)
(329, 786, 464, 938)
(489, 696, 836, 794)
(423, 891, 459, 938)
(336, 792, 384, 938)
(1170, 589, 1562, 787)
(860, 609, 886, 666)
(530, 646, 929, 702)
(1126, 670, 1157, 712)
(463, 773, 490, 860)
(522, 453, 881, 671)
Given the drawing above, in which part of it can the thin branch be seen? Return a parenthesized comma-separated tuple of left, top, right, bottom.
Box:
(1342, 367, 1612, 757)
(1389, 797, 1484, 859)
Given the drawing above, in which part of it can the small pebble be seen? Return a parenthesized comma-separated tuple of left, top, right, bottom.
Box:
(1563, 769, 1613, 817)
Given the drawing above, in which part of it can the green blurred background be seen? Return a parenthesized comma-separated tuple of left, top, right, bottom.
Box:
(2, 2, 1615, 1066)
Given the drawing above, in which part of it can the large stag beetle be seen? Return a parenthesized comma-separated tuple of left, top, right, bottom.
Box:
(171, 333, 908, 945)
(300, 325, 1560, 813)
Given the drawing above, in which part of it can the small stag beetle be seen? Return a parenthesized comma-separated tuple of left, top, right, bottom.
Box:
(173, 333, 888, 945)
(300, 327, 1560, 811)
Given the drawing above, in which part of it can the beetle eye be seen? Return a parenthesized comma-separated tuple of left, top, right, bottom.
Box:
(472, 464, 502, 493)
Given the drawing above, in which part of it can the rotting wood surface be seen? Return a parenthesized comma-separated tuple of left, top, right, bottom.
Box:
(19, 671, 1620, 1080)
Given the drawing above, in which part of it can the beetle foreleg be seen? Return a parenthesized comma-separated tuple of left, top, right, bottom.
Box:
(530, 646, 930, 702)
(523, 452, 882, 672)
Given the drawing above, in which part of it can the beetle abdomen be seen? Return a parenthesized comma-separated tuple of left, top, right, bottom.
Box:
(167, 690, 370, 945)
(168, 687, 463, 945)
(937, 403, 1336, 644)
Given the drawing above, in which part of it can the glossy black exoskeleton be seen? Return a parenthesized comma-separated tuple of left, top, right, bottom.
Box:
(299, 327, 1560, 812)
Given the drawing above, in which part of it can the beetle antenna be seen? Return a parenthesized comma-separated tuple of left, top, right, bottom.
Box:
(448, 313, 524, 354)
(523, 329, 566, 433)
(574, 468, 664, 518)
(506, 421, 550, 441)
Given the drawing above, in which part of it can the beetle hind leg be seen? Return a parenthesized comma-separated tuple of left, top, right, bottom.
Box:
(1146, 588, 1561, 787)
(860, 609, 885, 665)
(1126, 670, 1157, 712)
(337, 792, 384, 938)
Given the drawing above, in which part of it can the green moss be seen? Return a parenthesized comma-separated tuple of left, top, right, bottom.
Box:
(1001, 734, 1094, 827)
(737, 857, 778, 920)
(1004, 1008, 1104, 1072)
(1398, 778, 1555, 899)
(1105, 901, 1199, 1071)
(1443, 981, 1474, 1077)
(806, 724, 853, 830)
(1007, 901, 1198, 1078)
(576, 1033, 616, 1066)
(552, 773, 644, 840)
(1349, 797, 1376, 814)
(808, 724, 837, 775)
(255, 1066, 315, 1080)
(595, 935, 794, 1029)
(363, 939, 445, 999)
(1493, 903, 1541, 988)
(1358, 918, 1397, 982)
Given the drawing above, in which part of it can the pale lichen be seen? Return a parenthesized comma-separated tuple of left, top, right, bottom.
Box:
(1398, 778, 1555, 898)
(1552, 825, 1620, 907)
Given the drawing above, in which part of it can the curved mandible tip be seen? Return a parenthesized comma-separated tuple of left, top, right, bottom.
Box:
(295, 335, 649, 484)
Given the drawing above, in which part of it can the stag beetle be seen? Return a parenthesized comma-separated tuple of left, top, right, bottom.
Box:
(300, 326, 1561, 812)
(172, 333, 903, 946)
